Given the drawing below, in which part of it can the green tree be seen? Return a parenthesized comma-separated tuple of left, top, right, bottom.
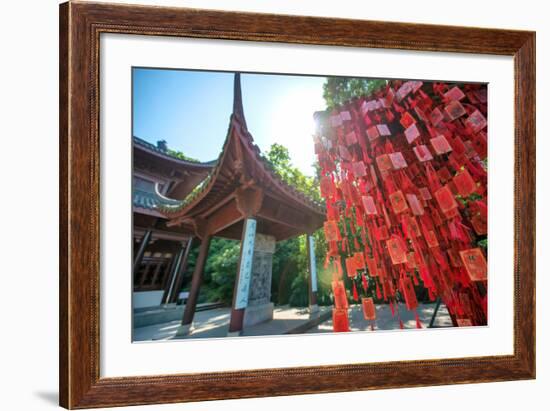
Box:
(322, 77, 387, 108)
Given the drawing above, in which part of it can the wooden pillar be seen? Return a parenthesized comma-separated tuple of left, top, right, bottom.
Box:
(165, 237, 194, 305)
(306, 234, 319, 316)
(228, 218, 257, 336)
(133, 230, 152, 275)
(175, 235, 211, 336)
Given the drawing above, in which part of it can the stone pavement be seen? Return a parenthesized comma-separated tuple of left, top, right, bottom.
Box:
(133, 302, 452, 342)
(307, 302, 453, 333)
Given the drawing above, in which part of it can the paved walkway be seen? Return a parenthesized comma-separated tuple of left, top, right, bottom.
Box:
(133, 302, 452, 342)
(307, 302, 452, 333)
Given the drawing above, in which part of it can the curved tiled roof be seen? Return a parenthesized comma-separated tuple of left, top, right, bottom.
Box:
(159, 114, 325, 217)
(133, 136, 217, 167)
(133, 184, 183, 212)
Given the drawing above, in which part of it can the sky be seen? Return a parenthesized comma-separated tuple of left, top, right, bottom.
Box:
(132, 68, 327, 176)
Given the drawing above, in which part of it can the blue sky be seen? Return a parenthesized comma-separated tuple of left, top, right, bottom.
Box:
(132, 68, 327, 176)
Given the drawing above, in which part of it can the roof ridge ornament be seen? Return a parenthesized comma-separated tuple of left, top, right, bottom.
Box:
(233, 72, 248, 131)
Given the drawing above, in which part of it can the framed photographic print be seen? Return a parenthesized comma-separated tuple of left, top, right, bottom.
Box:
(59, 1, 535, 408)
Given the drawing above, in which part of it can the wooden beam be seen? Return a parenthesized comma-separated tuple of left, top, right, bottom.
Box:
(235, 186, 263, 217)
(205, 199, 243, 235)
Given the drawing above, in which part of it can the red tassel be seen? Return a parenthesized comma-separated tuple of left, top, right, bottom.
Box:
(362, 274, 368, 293)
(352, 282, 359, 301)
(415, 310, 423, 329)
(376, 281, 382, 299)
(390, 300, 395, 317)
(399, 320, 404, 329)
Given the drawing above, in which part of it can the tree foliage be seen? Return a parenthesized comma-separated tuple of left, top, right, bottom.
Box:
(265, 143, 321, 201)
(322, 77, 387, 108)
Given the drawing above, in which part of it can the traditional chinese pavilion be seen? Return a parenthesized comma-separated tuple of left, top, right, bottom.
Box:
(160, 74, 326, 336)
(132, 137, 215, 309)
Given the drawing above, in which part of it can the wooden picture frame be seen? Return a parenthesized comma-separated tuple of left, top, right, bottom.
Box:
(59, 1, 535, 408)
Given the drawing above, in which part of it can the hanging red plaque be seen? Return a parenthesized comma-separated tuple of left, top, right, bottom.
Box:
(345, 130, 358, 146)
(361, 297, 376, 320)
(413, 145, 434, 162)
(324, 220, 341, 242)
(389, 152, 408, 169)
(434, 185, 458, 213)
(377, 123, 391, 136)
(332, 280, 349, 309)
(453, 169, 477, 197)
(444, 100, 467, 120)
(332, 308, 350, 332)
(362, 195, 378, 215)
(400, 277, 418, 310)
(444, 86, 466, 102)
(352, 160, 367, 177)
(430, 135, 453, 155)
(366, 125, 380, 141)
(345, 256, 357, 278)
(465, 110, 487, 134)
(429, 107, 444, 126)
(404, 123, 420, 144)
(389, 190, 409, 214)
(387, 237, 408, 265)
(354, 251, 366, 270)
(376, 154, 393, 172)
(459, 248, 488, 281)
(406, 193, 424, 216)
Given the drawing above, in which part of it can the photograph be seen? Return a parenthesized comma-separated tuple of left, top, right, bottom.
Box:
(131, 68, 488, 342)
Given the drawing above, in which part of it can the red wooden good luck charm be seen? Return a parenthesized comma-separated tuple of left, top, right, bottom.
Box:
(354, 251, 366, 270)
(453, 169, 477, 196)
(352, 160, 367, 178)
(361, 297, 376, 320)
(338, 144, 352, 161)
(465, 110, 487, 134)
(389, 152, 408, 169)
(406, 252, 417, 270)
(434, 185, 458, 213)
(400, 111, 416, 129)
(419, 187, 432, 200)
(413, 145, 434, 162)
(444, 86, 466, 102)
(437, 166, 453, 183)
(404, 215, 421, 238)
(430, 135, 453, 155)
(376, 154, 393, 172)
(429, 107, 444, 126)
(389, 190, 409, 214)
(366, 125, 380, 142)
(386, 237, 408, 265)
(459, 248, 488, 281)
(424, 228, 439, 248)
(470, 213, 487, 235)
(444, 99, 467, 120)
(406, 193, 424, 216)
(320, 176, 334, 199)
(345, 256, 357, 278)
(332, 280, 349, 309)
(404, 123, 420, 144)
(324, 220, 341, 242)
(340, 110, 352, 121)
(332, 308, 350, 332)
(400, 276, 418, 310)
(377, 123, 391, 136)
(345, 130, 358, 146)
(366, 256, 378, 277)
(362, 195, 378, 215)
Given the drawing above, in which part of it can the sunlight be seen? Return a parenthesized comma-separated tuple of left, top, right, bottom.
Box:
(261, 84, 325, 176)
